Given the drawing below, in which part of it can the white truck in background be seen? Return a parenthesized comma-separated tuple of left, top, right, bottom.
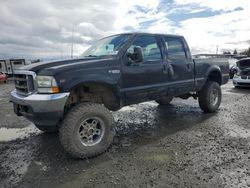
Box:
(0, 59, 31, 76)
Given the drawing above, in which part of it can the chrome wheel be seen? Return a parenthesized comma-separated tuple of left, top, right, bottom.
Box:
(210, 88, 219, 106)
(77, 117, 105, 146)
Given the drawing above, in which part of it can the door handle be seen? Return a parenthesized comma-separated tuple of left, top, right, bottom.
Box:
(164, 63, 174, 75)
(163, 64, 168, 74)
(186, 63, 192, 71)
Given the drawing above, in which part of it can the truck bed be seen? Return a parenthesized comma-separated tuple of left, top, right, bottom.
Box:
(193, 57, 229, 91)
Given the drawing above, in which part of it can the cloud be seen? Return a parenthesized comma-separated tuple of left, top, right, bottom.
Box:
(118, 0, 250, 54)
(114, 0, 161, 32)
(0, 0, 118, 58)
(129, 0, 250, 54)
(0, 0, 249, 58)
(174, 0, 249, 11)
(173, 0, 250, 53)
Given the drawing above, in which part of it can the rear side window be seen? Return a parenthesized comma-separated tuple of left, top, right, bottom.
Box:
(164, 37, 186, 60)
(127, 35, 162, 61)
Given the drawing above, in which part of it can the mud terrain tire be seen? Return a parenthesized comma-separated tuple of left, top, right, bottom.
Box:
(59, 103, 115, 158)
(198, 81, 221, 113)
(155, 96, 173, 105)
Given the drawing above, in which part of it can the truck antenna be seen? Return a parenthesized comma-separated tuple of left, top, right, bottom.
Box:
(71, 26, 74, 59)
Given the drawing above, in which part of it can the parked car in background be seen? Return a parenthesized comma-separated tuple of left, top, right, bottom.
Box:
(232, 58, 250, 87)
(0, 72, 7, 83)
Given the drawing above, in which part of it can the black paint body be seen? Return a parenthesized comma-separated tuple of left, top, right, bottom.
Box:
(20, 33, 229, 108)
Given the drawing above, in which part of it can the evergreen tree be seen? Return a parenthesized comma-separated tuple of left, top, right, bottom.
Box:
(223, 51, 231, 55)
(240, 46, 250, 57)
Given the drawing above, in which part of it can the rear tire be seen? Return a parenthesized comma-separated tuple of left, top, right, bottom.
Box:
(155, 96, 173, 105)
(198, 81, 221, 113)
(59, 103, 115, 159)
(35, 125, 58, 133)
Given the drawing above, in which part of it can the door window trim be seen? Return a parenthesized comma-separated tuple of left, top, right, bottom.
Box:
(164, 36, 188, 61)
(123, 34, 164, 65)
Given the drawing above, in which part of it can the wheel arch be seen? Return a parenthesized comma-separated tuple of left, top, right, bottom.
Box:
(66, 81, 121, 111)
(204, 66, 222, 87)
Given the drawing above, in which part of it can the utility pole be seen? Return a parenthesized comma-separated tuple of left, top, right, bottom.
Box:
(216, 45, 219, 54)
(71, 26, 74, 59)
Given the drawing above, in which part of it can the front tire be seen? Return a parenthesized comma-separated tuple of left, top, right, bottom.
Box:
(198, 81, 222, 113)
(59, 103, 115, 159)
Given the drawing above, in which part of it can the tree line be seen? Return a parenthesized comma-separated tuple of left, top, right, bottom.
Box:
(240, 47, 250, 57)
(223, 46, 250, 57)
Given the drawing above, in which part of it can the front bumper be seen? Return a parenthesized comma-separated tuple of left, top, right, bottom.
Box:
(10, 90, 70, 126)
(233, 76, 250, 87)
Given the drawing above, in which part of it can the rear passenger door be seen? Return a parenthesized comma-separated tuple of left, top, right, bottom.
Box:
(163, 36, 194, 96)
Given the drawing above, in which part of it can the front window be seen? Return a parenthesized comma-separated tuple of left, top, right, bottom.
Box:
(127, 35, 162, 61)
(83, 34, 131, 57)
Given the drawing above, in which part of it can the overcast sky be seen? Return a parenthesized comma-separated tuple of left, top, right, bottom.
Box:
(0, 0, 249, 58)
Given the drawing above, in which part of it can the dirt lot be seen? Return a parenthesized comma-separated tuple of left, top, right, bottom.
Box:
(0, 81, 250, 188)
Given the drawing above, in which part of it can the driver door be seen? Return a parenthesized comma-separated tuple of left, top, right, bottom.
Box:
(120, 35, 169, 105)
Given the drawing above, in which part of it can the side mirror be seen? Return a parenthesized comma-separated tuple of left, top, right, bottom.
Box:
(126, 46, 144, 65)
(133, 46, 144, 63)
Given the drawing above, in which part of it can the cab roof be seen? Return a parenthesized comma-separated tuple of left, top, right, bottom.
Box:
(108, 32, 183, 38)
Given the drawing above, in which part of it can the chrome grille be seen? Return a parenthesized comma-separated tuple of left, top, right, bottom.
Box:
(241, 75, 247, 79)
(14, 71, 36, 95)
(240, 75, 250, 80)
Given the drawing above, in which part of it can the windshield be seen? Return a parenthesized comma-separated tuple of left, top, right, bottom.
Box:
(83, 34, 131, 57)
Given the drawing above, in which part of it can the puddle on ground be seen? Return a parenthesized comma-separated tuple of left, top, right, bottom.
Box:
(119, 102, 158, 112)
(119, 106, 137, 112)
(1, 140, 38, 186)
(0, 125, 41, 142)
(0, 125, 41, 186)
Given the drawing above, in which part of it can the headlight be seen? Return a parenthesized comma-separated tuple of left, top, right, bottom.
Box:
(36, 76, 59, 93)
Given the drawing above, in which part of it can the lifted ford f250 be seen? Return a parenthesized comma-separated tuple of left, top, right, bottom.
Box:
(10, 33, 229, 158)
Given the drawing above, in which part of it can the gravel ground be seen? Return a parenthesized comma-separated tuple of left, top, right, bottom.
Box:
(0, 81, 250, 188)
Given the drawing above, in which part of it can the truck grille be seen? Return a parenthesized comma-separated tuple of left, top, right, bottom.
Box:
(14, 72, 35, 95)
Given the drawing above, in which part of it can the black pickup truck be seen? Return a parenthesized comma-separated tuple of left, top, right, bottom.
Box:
(10, 33, 229, 158)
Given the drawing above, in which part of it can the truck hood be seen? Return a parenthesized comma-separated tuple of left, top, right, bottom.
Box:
(237, 58, 250, 69)
(237, 58, 250, 76)
(17, 57, 117, 74)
